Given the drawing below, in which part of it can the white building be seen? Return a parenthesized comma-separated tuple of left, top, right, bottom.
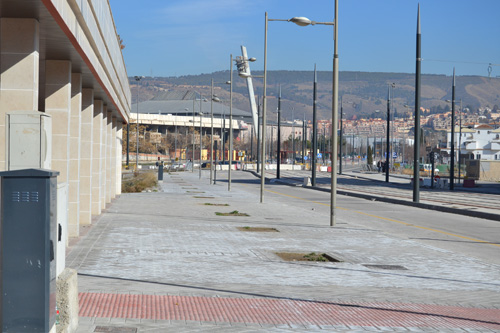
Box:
(446, 125, 500, 161)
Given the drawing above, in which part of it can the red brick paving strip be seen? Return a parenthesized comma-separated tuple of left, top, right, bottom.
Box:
(79, 293, 500, 330)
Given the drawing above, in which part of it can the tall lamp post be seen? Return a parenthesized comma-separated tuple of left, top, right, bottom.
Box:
(386, 83, 395, 182)
(312, 66, 318, 186)
(450, 68, 456, 190)
(277, 86, 282, 178)
(413, 5, 421, 203)
(134, 76, 143, 170)
(447, 98, 463, 185)
(210, 79, 214, 184)
(191, 92, 202, 172)
(228, 54, 234, 191)
(199, 111, 203, 179)
(339, 97, 352, 175)
(263, 11, 336, 208)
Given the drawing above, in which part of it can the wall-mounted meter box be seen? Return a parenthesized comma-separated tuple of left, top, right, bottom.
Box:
(0, 169, 59, 332)
(6, 111, 51, 171)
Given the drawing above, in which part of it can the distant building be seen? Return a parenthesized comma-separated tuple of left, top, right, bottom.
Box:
(445, 124, 500, 161)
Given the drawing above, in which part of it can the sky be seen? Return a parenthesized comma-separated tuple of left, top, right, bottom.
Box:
(109, 0, 500, 78)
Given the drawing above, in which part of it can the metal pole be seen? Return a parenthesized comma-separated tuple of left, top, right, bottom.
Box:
(210, 79, 214, 184)
(126, 123, 130, 168)
(192, 96, 195, 172)
(250, 128, 254, 162)
(229, 54, 233, 191)
(302, 114, 306, 164)
(277, 86, 281, 179)
(135, 76, 141, 170)
(330, 0, 339, 227)
(450, 68, 456, 190)
(339, 97, 343, 174)
(292, 108, 295, 167)
(458, 99, 462, 185)
(257, 98, 261, 173)
(386, 85, 391, 182)
(199, 108, 202, 179)
(261, 12, 268, 203)
(312, 65, 318, 186)
(413, 5, 421, 203)
(222, 110, 225, 164)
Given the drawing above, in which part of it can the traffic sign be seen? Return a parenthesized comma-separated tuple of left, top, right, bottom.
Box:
(317, 153, 322, 159)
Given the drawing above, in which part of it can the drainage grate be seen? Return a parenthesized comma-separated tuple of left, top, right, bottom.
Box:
(363, 264, 408, 270)
(94, 327, 137, 333)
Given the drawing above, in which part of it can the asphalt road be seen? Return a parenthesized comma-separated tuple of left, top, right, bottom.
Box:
(223, 170, 500, 266)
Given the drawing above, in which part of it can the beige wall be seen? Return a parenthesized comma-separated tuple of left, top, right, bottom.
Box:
(479, 161, 500, 181)
(0, 18, 40, 170)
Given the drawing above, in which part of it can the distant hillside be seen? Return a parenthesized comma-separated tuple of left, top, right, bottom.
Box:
(133, 71, 500, 122)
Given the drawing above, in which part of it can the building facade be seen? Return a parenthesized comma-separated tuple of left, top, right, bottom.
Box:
(0, 0, 131, 239)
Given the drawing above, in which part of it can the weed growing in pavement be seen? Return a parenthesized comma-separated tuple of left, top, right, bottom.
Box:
(237, 227, 279, 232)
(215, 210, 249, 217)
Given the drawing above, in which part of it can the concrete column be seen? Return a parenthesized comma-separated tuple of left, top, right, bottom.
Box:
(79, 89, 94, 225)
(68, 73, 82, 237)
(116, 122, 123, 195)
(106, 111, 113, 203)
(100, 106, 107, 208)
(0, 18, 40, 170)
(111, 117, 117, 199)
(45, 60, 72, 182)
(91, 100, 103, 216)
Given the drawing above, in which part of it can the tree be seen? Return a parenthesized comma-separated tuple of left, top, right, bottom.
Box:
(367, 146, 373, 165)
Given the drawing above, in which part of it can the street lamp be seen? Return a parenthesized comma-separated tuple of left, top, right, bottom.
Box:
(339, 97, 352, 175)
(228, 54, 234, 191)
(277, 86, 282, 178)
(199, 111, 203, 179)
(210, 79, 215, 184)
(263, 9, 337, 213)
(209, 80, 227, 185)
(386, 83, 395, 182)
(446, 96, 463, 186)
(134, 76, 143, 170)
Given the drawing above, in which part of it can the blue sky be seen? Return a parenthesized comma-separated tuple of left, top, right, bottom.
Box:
(110, 0, 500, 78)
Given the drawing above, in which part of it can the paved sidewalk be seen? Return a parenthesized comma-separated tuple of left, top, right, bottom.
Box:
(67, 171, 500, 332)
(263, 169, 500, 221)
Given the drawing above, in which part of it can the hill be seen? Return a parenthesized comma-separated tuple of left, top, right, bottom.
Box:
(133, 71, 500, 121)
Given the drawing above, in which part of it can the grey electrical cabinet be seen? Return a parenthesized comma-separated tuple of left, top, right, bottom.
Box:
(0, 169, 59, 332)
(6, 111, 52, 171)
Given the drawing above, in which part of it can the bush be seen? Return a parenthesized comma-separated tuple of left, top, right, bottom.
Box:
(122, 172, 158, 193)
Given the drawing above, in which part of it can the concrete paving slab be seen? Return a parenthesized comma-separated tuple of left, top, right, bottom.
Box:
(68, 170, 500, 332)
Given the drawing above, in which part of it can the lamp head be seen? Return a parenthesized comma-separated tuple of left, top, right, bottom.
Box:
(290, 17, 312, 26)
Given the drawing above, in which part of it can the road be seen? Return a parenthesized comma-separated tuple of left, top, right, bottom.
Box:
(225, 170, 500, 265)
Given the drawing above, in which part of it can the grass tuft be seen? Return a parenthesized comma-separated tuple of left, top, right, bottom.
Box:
(122, 172, 158, 193)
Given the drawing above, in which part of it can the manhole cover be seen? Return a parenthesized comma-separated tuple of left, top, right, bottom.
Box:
(94, 327, 137, 333)
(363, 264, 408, 270)
(276, 252, 342, 262)
(238, 227, 279, 232)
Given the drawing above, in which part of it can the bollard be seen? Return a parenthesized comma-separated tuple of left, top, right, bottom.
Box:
(158, 163, 163, 182)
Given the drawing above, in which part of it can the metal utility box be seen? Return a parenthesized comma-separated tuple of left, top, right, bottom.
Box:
(0, 169, 59, 332)
(6, 111, 52, 171)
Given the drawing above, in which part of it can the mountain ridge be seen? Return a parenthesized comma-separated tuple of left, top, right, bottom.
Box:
(133, 71, 500, 121)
